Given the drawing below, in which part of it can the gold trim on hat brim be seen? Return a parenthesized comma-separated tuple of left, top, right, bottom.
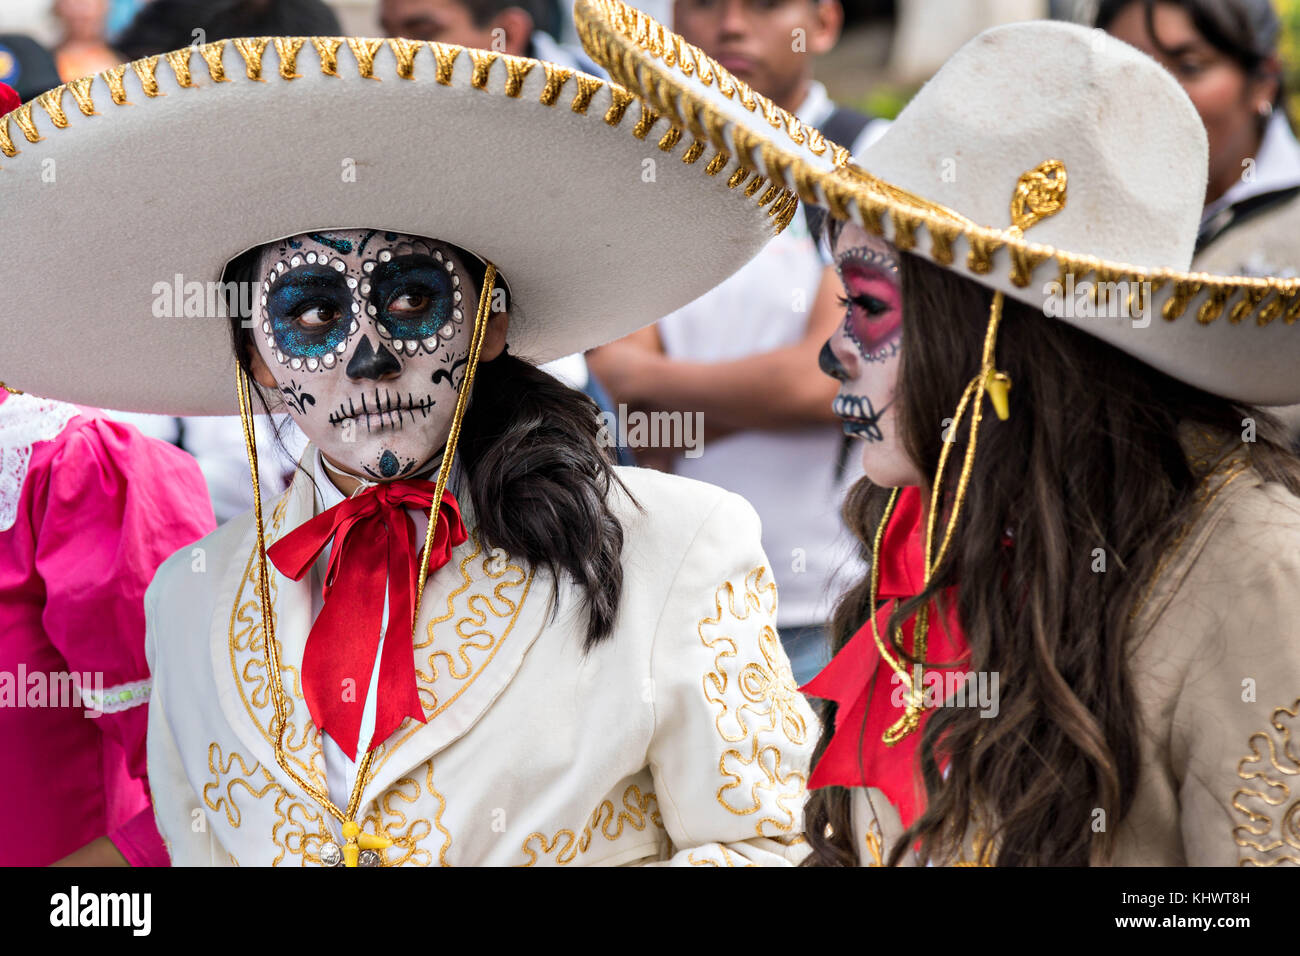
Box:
(575, 0, 1300, 328)
(0, 35, 800, 237)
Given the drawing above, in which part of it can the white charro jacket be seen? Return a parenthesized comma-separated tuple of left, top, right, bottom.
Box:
(144, 452, 817, 866)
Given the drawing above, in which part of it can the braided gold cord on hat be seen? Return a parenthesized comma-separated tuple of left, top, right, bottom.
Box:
(574, 0, 1300, 327)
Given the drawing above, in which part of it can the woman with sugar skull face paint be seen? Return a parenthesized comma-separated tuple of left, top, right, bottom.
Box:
(0, 33, 819, 865)
(582, 1, 1300, 867)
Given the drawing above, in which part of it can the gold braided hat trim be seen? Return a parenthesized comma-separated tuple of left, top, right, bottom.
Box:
(575, 0, 1300, 328)
(0, 35, 798, 236)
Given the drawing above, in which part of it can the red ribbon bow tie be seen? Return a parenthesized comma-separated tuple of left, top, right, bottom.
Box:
(801, 486, 969, 831)
(266, 480, 468, 760)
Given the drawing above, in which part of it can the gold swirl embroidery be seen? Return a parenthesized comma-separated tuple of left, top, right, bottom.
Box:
(688, 845, 755, 867)
(229, 492, 328, 793)
(862, 817, 884, 867)
(519, 784, 664, 865)
(204, 743, 454, 866)
(358, 760, 453, 866)
(203, 743, 279, 829)
(361, 531, 533, 779)
(698, 566, 808, 839)
(1233, 698, 1300, 866)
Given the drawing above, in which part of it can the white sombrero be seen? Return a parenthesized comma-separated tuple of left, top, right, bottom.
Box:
(0, 36, 798, 415)
(576, 0, 1300, 406)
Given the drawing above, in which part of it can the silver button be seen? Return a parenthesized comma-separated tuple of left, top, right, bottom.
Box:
(319, 841, 343, 867)
(358, 849, 382, 868)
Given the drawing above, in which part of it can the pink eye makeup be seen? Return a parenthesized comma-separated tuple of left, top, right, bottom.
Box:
(837, 246, 902, 363)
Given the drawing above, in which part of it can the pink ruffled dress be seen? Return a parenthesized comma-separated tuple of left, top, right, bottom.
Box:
(0, 391, 216, 865)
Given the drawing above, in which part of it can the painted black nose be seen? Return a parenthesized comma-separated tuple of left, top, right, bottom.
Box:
(819, 340, 848, 381)
(346, 336, 401, 379)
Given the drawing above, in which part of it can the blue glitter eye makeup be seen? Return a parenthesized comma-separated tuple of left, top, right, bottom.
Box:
(266, 268, 355, 359)
(370, 256, 454, 341)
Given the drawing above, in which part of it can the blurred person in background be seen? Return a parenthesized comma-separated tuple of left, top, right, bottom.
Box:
(587, 0, 883, 685)
(105, 0, 345, 522)
(1099, 0, 1300, 275)
(51, 0, 118, 80)
(379, 0, 606, 74)
(1099, 0, 1300, 446)
(114, 0, 342, 60)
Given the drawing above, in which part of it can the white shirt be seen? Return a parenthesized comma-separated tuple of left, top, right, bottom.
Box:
(655, 83, 878, 628)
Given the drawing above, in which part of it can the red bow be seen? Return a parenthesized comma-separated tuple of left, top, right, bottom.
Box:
(0, 83, 19, 116)
(802, 486, 969, 830)
(267, 480, 467, 760)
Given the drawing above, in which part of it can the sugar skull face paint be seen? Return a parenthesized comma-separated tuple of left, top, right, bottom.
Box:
(821, 223, 922, 488)
(249, 229, 479, 482)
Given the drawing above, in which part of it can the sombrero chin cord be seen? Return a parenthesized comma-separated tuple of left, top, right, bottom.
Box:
(235, 261, 497, 865)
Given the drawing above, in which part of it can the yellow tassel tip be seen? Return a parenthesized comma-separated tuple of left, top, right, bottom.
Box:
(340, 820, 392, 866)
(983, 371, 1012, 421)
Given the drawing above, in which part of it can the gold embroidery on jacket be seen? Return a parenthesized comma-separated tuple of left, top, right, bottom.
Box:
(698, 566, 808, 837)
(203, 743, 278, 829)
(370, 531, 534, 776)
(357, 760, 453, 866)
(1233, 697, 1300, 866)
(228, 493, 327, 793)
(518, 783, 664, 865)
(203, 743, 454, 866)
(688, 844, 756, 866)
(863, 818, 884, 867)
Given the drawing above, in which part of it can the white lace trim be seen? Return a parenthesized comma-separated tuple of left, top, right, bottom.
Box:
(0, 394, 79, 532)
(77, 677, 152, 714)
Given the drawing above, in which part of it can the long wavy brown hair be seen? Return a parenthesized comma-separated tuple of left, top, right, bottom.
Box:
(803, 249, 1300, 866)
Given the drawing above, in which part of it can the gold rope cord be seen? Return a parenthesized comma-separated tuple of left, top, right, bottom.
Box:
(872, 163, 1056, 745)
(234, 259, 497, 842)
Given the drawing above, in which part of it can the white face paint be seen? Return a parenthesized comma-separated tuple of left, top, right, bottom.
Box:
(823, 223, 923, 488)
(251, 229, 479, 481)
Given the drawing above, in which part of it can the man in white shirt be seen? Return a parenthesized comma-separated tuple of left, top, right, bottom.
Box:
(588, 0, 882, 685)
